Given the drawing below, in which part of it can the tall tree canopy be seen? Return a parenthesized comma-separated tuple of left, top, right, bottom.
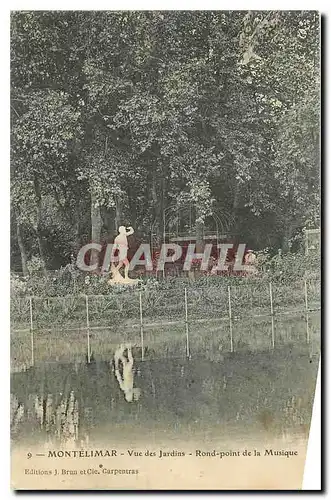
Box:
(10, 10, 320, 272)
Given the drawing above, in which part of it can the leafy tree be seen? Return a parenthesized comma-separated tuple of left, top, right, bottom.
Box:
(10, 10, 320, 272)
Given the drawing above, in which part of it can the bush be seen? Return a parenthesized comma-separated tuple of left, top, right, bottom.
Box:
(10, 248, 320, 299)
(256, 248, 319, 283)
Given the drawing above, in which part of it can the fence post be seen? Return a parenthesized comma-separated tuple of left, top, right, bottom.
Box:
(227, 286, 234, 352)
(184, 288, 190, 358)
(85, 295, 91, 363)
(29, 297, 34, 366)
(139, 292, 144, 361)
(269, 282, 275, 349)
(304, 280, 310, 344)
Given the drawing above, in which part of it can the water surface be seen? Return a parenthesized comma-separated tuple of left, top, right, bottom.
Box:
(11, 350, 318, 448)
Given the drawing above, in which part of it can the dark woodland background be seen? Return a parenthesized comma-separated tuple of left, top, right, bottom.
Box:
(10, 11, 320, 273)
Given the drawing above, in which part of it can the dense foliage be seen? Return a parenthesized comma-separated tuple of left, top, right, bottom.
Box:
(10, 249, 319, 299)
(11, 11, 320, 274)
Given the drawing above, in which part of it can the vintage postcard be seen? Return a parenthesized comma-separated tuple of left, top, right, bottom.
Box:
(10, 10, 321, 490)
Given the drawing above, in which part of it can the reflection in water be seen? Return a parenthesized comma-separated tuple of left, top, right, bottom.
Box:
(11, 387, 81, 448)
(114, 344, 141, 402)
(11, 351, 318, 448)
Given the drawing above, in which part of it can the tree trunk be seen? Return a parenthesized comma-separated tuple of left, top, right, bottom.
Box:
(90, 182, 102, 267)
(115, 196, 123, 232)
(100, 206, 115, 238)
(16, 218, 28, 275)
(33, 175, 47, 276)
(36, 234, 48, 275)
(281, 224, 293, 253)
(151, 173, 163, 241)
(127, 186, 137, 230)
(195, 218, 204, 253)
(232, 182, 241, 232)
(73, 217, 81, 253)
(233, 183, 240, 211)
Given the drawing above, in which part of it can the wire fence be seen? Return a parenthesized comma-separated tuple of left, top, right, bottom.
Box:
(11, 278, 320, 370)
